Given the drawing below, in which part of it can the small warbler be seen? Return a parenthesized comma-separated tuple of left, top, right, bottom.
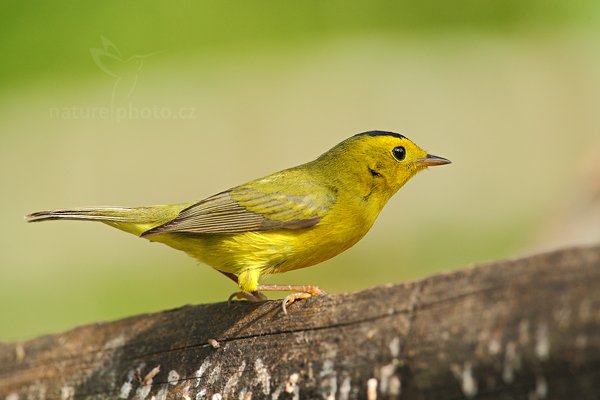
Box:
(27, 131, 450, 312)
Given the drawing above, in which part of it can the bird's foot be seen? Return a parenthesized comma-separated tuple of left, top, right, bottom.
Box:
(228, 290, 268, 305)
(257, 285, 326, 315)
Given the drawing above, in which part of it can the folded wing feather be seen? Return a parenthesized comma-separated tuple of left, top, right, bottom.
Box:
(142, 173, 336, 236)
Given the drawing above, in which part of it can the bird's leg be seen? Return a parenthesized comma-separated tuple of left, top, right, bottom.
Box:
(256, 285, 326, 314)
(220, 271, 269, 304)
(221, 270, 324, 312)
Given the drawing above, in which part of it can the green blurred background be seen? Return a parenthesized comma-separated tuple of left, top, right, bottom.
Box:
(2, 1, 600, 341)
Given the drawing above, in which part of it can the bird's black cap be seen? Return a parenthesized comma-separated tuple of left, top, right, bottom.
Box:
(353, 130, 407, 140)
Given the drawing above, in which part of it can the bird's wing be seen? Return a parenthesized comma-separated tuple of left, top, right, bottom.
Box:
(142, 171, 336, 235)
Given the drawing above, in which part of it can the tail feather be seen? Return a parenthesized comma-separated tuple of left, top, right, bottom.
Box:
(26, 207, 142, 223)
(25, 204, 190, 236)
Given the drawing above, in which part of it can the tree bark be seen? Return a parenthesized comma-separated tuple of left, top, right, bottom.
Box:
(1, 245, 599, 400)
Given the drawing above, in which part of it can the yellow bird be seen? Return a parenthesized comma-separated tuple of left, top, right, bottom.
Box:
(26, 131, 450, 312)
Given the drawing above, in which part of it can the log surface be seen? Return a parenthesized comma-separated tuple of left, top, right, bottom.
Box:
(1, 245, 599, 400)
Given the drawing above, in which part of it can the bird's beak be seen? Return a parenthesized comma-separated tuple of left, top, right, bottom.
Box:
(417, 154, 451, 167)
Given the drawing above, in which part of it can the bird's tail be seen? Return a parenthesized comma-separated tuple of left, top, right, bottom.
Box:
(26, 204, 189, 236)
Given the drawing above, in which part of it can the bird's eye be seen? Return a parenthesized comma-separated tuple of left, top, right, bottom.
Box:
(392, 146, 406, 161)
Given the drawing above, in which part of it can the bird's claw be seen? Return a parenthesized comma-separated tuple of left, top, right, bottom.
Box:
(281, 287, 326, 315)
(228, 291, 267, 305)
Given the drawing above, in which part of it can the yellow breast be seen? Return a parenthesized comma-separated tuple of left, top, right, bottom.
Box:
(151, 193, 381, 292)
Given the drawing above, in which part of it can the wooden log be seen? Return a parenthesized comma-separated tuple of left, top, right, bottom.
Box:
(1, 245, 599, 400)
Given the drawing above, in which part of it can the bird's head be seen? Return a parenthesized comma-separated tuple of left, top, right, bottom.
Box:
(317, 130, 450, 207)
